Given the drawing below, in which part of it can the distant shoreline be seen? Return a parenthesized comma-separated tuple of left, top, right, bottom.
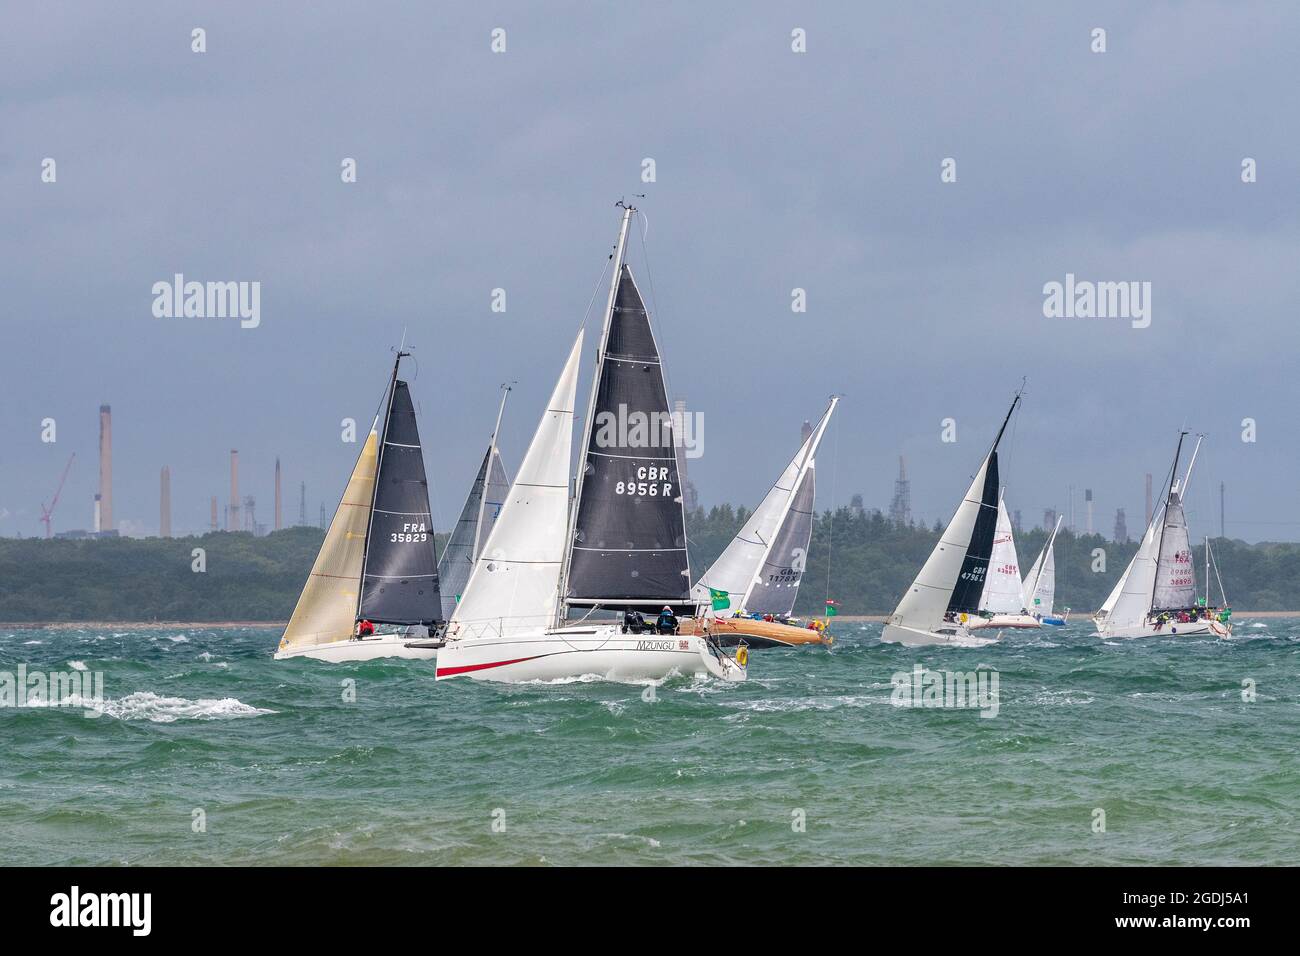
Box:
(4, 611, 1297, 630)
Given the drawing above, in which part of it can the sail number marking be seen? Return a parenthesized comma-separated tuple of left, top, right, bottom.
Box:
(615, 466, 673, 498)
(390, 521, 429, 543)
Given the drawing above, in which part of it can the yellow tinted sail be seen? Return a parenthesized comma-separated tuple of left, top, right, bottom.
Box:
(280, 431, 378, 650)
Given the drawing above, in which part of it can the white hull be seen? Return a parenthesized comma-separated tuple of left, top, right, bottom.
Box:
(880, 622, 1000, 647)
(435, 625, 746, 683)
(1094, 617, 1232, 640)
(274, 633, 439, 662)
(968, 613, 1041, 630)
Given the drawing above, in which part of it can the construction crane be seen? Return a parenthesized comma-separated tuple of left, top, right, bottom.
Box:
(40, 453, 76, 538)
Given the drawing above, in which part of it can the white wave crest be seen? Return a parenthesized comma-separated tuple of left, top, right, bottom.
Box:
(86, 691, 274, 722)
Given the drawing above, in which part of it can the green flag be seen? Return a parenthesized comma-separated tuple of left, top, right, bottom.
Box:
(825, 600, 840, 617)
(709, 588, 730, 611)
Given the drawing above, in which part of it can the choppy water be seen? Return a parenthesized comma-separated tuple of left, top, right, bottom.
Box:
(1, 620, 1296, 865)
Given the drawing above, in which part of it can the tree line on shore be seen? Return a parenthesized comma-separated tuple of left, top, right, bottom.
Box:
(0, 508, 1292, 622)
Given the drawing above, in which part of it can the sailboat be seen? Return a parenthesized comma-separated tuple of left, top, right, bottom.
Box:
(1022, 514, 1068, 625)
(436, 387, 512, 621)
(968, 492, 1040, 629)
(275, 348, 444, 662)
(436, 203, 746, 683)
(1093, 432, 1232, 639)
(688, 398, 838, 648)
(881, 392, 1021, 647)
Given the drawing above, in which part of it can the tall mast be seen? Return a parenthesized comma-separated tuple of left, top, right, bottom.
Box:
(557, 202, 635, 623)
(1180, 434, 1203, 498)
(1204, 534, 1210, 607)
(472, 384, 511, 564)
(356, 347, 408, 622)
(990, 387, 1022, 454)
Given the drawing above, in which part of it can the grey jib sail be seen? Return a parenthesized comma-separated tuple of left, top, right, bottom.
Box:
(947, 450, 1001, 614)
(1151, 494, 1197, 611)
(746, 467, 815, 617)
(436, 446, 509, 620)
(566, 265, 691, 610)
(358, 380, 442, 624)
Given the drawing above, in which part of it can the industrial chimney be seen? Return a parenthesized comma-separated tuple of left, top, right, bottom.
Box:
(274, 457, 282, 531)
(160, 466, 172, 538)
(98, 405, 113, 533)
(1085, 488, 1094, 535)
(229, 450, 240, 532)
(210, 496, 218, 532)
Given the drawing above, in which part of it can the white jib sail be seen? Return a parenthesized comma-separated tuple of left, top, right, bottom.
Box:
(980, 496, 1026, 614)
(693, 397, 836, 615)
(890, 453, 992, 632)
(1100, 505, 1163, 631)
(1023, 515, 1062, 616)
(280, 430, 379, 650)
(450, 332, 583, 637)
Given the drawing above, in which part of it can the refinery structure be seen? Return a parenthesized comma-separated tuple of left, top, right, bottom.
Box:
(30, 403, 1225, 545)
(42, 402, 300, 540)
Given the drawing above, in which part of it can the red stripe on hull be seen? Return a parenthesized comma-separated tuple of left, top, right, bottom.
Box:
(436, 654, 544, 677)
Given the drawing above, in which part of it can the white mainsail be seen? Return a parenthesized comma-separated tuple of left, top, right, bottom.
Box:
(1099, 506, 1162, 632)
(280, 430, 379, 650)
(693, 398, 837, 615)
(449, 332, 583, 637)
(1152, 494, 1197, 611)
(890, 453, 994, 632)
(979, 496, 1026, 614)
(1022, 514, 1062, 616)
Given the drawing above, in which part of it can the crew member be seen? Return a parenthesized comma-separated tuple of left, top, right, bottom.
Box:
(657, 605, 678, 635)
(357, 618, 375, 639)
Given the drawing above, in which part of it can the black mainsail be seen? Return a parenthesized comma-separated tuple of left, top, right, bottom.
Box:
(946, 450, 1000, 614)
(564, 208, 692, 615)
(945, 394, 1017, 615)
(358, 360, 442, 625)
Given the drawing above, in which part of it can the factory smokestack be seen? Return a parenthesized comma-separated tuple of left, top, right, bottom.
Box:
(274, 458, 282, 531)
(160, 466, 172, 538)
(1085, 488, 1093, 535)
(93, 494, 102, 533)
(229, 450, 240, 532)
(98, 405, 113, 533)
(210, 496, 218, 532)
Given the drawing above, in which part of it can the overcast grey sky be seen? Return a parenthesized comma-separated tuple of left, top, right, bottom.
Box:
(3, 1, 1297, 542)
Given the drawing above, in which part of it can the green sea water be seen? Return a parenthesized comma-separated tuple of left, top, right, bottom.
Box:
(1, 621, 1296, 866)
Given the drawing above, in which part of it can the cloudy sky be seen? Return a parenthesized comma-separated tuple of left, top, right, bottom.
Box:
(3, 1, 1297, 543)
